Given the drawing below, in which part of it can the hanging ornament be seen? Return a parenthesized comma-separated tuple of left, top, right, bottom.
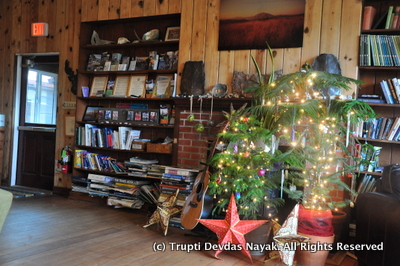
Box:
(258, 169, 266, 176)
(243, 151, 250, 158)
(216, 171, 222, 183)
(234, 143, 238, 153)
(187, 95, 194, 121)
(195, 97, 204, 132)
(235, 192, 241, 199)
(208, 95, 214, 126)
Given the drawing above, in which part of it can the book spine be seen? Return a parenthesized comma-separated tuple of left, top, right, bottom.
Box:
(362, 6, 377, 30)
(385, 6, 394, 29)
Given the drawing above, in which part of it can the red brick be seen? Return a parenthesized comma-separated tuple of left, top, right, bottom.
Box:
(183, 146, 200, 153)
(178, 139, 191, 146)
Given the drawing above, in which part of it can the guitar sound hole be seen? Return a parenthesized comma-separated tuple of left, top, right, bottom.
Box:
(196, 183, 203, 202)
(196, 183, 203, 194)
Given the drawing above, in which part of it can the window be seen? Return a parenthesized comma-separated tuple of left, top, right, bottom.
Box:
(25, 69, 57, 125)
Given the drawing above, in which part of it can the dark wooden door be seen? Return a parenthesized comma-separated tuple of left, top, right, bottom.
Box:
(15, 54, 58, 191)
(16, 129, 55, 190)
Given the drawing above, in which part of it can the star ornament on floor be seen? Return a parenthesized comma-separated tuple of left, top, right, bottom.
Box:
(143, 189, 182, 236)
(197, 193, 268, 263)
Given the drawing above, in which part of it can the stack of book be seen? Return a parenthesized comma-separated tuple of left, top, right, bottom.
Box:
(87, 173, 152, 209)
(157, 167, 200, 229)
(124, 157, 159, 178)
(356, 94, 385, 103)
(159, 167, 200, 206)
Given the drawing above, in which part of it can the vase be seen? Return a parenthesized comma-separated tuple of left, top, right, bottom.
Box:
(331, 210, 347, 245)
(295, 233, 335, 266)
(245, 220, 272, 256)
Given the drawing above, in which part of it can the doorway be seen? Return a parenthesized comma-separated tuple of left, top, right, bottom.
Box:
(13, 53, 59, 191)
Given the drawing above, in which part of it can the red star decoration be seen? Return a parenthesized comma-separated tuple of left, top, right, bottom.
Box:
(198, 194, 268, 263)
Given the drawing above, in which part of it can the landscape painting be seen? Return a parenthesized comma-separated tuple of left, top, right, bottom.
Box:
(218, 0, 305, 50)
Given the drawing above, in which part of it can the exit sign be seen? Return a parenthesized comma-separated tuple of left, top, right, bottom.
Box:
(31, 22, 48, 37)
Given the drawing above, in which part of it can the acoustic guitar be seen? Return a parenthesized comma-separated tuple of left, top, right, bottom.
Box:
(180, 121, 231, 230)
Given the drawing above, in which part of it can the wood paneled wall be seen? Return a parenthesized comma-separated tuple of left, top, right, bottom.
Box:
(0, 0, 362, 188)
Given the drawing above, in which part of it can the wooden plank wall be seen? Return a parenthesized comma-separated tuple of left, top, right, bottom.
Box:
(0, 0, 362, 188)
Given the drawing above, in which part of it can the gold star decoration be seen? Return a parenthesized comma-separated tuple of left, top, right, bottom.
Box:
(198, 193, 268, 263)
(143, 189, 182, 236)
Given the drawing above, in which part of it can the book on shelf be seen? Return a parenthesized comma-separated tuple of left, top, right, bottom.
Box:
(87, 54, 102, 71)
(119, 56, 130, 71)
(385, 6, 395, 29)
(134, 56, 149, 70)
(110, 53, 122, 71)
(100, 53, 111, 71)
(391, 6, 400, 29)
(362, 6, 377, 30)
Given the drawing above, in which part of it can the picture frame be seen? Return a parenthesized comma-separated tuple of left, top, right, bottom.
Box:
(127, 74, 147, 97)
(82, 106, 101, 122)
(113, 75, 130, 97)
(90, 76, 108, 97)
(165, 26, 180, 41)
(154, 74, 174, 97)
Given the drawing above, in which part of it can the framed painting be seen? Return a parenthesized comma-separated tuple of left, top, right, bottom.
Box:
(218, 0, 305, 50)
(165, 26, 180, 41)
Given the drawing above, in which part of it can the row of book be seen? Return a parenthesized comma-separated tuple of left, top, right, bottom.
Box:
(362, 5, 400, 30)
(355, 116, 400, 142)
(354, 174, 377, 202)
(86, 51, 178, 72)
(76, 124, 144, 150)
(359, 34, 400, 67)
(380, 78, 400, 104)
(74, 150, 128, 173)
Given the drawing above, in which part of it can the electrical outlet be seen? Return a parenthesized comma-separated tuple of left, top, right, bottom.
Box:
(63, 101, 76, 109)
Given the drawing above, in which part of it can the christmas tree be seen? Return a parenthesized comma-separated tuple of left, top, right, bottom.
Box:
(208, 106, 286, 220)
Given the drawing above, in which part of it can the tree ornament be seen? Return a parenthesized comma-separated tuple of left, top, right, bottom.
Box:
(234, 143, 238, 153)
(198, 194, 268, 263)
(235, 192, 241, 199)
(258, 169, 266, 176)
(195, 123, 204, 132)
(187, 114, 195, 122)
(195, 97, 205, 132)
(244, 152, 250, 157)
(216, 172, 222, 183)
(187, 95, 194, 121)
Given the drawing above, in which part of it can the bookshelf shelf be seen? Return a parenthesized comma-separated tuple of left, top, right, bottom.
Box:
(358, 137, 400, 144)
(355, 0, 400, 200)
(358, 171, 382, 176)
(72, 13, 182, 202)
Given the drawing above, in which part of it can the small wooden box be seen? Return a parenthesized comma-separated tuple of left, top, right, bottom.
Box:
(131, 141, 147, 151)
(147, 143, 172, 153)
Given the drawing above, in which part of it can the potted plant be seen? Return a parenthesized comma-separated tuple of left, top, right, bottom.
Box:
(246, 61, 376, 265)
(206, 106, 291, 256)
